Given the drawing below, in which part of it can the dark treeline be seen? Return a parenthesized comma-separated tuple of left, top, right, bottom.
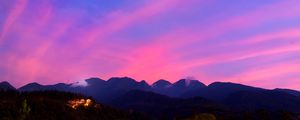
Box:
(0, 89, 299, 120)
(0, 90, 148, 120)
(108, 90, 300, 120)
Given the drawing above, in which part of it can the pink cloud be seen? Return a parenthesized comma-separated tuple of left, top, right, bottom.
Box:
(112, 44, 184, 83)
(223, 60, 300, 89)
(0, 13, 81, 87)
(229, 28, 300, 46)
(1, 0, 300, 89)
(116, 32, 300, 84)
(0, 0, 27, 44)
(152, 0, 300, 49)
(106, 0, 300, 83)
(56, 0, 208, 83)
(181, 43, 300, 70)
(71, 0, 205, 49)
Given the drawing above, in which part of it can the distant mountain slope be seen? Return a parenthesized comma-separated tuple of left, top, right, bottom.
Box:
(182, 82, 265, 101)
(19, 82, 44, 91)
(108, 90, 228, 120)
(224, 90, 300, 113)
(108, 90, 300, 120)
(19, 82, 73, 92)
(274, 88, 300, 97)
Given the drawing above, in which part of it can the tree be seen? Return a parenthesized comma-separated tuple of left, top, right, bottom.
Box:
(185, 113, 217, 120)
(19, 99, 31, 120)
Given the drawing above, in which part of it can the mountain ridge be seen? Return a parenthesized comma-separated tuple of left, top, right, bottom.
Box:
(3, 77, 298, 102)
(2, 77, 300, 118)
(2, 77, 300, 98)
(4, 77, 300, 92)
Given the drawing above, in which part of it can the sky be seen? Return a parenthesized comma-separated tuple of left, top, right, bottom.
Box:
(0, 0, 300, 89)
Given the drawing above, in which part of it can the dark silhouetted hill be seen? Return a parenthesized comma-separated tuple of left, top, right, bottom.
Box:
(182, 82, 265, 101)
(108, 90, 299, 120)
(0, 90, 148, 120)
(6, 77, 300, 119)
(108, 90, 229, 120)
(0, 81, 16, 90)
(224, 90, 300, 113)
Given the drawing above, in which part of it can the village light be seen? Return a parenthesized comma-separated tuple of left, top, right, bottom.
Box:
(68, 98, 93, 109)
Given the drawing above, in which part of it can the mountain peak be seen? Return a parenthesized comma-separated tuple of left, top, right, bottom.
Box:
(209, 81, 243, 87)
(85, 77, 105, 84)
(0, 81, 12, 86)
(108, 77, 136, 83)
(106, 77, 139, 89)
(0, 81, 16, 90)
(19, 82, 44, 91)
(26, 82, 43, 86)
(152, 79, 171, 88)
(208, 82, 263, 90)
(173, 79, 205, 88)
(139, 80, 148, 85)
(208, 82, 264, 91)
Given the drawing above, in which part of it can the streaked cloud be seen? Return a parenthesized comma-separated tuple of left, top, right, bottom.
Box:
(0, 0, 300, 90)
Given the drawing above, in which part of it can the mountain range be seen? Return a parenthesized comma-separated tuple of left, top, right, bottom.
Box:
(1, 77, 300, 119)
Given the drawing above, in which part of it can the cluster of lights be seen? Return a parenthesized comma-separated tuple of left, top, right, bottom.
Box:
(68, 99, 92, 109)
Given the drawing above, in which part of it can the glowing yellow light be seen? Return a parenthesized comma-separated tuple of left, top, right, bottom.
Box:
(84, 99, 91, 107)
(68, 99, 93, 109)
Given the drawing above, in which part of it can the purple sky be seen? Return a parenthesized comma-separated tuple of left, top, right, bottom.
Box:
(1, 0, 300, 89)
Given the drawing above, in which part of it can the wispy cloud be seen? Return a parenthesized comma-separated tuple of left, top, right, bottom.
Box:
(0, 0, 27, 44)
(0, 0, 300, 90)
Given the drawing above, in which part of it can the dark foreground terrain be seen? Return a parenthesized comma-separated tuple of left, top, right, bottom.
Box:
(0, 90, 147, 120)
(0, 90, 299, 120)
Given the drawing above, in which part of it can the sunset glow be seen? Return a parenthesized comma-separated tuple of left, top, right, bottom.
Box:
(0, 0, 300, 90)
